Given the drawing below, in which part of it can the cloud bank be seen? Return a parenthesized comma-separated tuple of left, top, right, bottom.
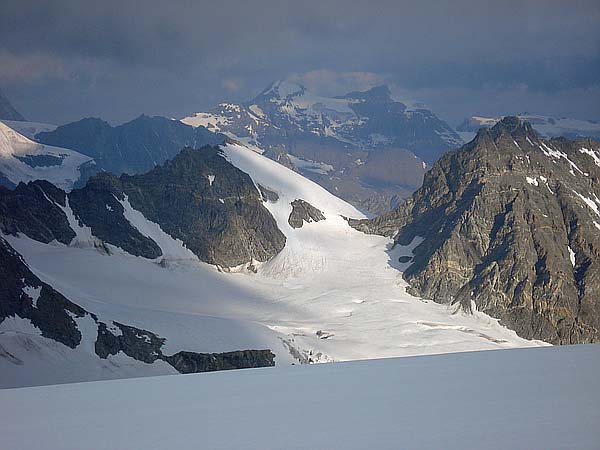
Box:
(1, 0, 598, 125)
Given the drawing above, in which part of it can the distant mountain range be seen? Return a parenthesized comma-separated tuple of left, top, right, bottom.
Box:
(1, 139, 546, 388)
(0, 113, 228, 192)
(19, 82, 600, 218)
(182, 81, 463, 214)
(458, 114, 600, 142)
(3, 78, 600, 390)
(36, 115, 228, 177)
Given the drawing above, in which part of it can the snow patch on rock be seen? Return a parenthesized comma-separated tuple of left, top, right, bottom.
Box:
(118, 195, 198, 263)
(23, 285, 42, 307)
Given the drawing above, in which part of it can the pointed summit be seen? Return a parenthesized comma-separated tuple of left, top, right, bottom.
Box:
(183, 82, 461, 214)
(488, 115, 538, 140)
(352, 119, 600, 344)
(494, 115, 522, 131)
(469, 115, 539, 146)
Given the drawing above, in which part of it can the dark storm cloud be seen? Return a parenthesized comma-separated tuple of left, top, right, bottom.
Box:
(0, 0, 598, 125)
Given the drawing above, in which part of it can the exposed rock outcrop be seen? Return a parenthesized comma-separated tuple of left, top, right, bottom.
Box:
(0, 180, 74, 245)
(113, 146, 286, 266)
(0, 235, 276, 373)
(352, 117, 600, 344)
(0, 236, 85, 348)
(182, 82, 463, 214)
(164, 350, 275, 373)
(69, 174, 163, 258)
(0, 145, 286, 267)
(288, 199, 325, 228)
(96, 320, 275, 372)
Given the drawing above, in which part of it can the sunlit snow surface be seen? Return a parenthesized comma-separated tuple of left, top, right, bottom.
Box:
(0, 121, 92, 190)
(1, 345, 599, 450)
(2, 143, 546, 387)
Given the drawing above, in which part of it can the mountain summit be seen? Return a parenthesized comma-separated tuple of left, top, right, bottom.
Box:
(458, 113, 600, 142)
(1, 139, 543, 388)
(182, 81, 462, 213)
(352, 117, 600, 344)
(36, 115, 227, 178)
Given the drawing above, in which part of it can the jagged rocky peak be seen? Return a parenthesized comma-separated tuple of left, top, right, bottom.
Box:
(490, 114, 525, 133)
(352, 117, 600, 344)
(181, 80, 460, 215)
(0, 145, 286, 268)
(486, 115, 536, 139)
(458, 113, 600, 141)
(0, 180, 75, 245)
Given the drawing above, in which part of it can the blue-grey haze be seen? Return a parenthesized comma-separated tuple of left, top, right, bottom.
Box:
(0, 0, 598, 126)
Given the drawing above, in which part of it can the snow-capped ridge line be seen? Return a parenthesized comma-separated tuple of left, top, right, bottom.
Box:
(0, 121, 93, 191)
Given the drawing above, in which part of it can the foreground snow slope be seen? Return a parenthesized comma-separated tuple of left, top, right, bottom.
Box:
(2, 345, 598, 450)
(4, 142, 546, 387)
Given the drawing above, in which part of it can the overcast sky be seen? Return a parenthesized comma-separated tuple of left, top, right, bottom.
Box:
(1, 0, 599, 126)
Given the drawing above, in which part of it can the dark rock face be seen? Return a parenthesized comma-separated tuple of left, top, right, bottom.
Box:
(69, 174, 163, 259)
(95, 322, 159, 363)
(352, 117, 600, 344)
(0, 179, 160, 258)
(95, 320, 275, 372)
(36, 115, 228, 178)
(258, 184, 279, 202)
(0, 146, 286, 267)
(112, 146, 286, 267)
(184, 81, 462, 214)
(1, 236, 276, 373)
(0, 88, 25, 121)
(0, 236, 86, 348)
(164, 350, 275, 373)
(288, 199, 325, 228)
(0, 180, 75, 245)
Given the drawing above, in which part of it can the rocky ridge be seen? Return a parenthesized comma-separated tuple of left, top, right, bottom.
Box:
(0, 146, 286, 268)
(352, 117, 600, 344)
(36, 115, 228, 179)
(182, 81, 462, 214)
(0, 235, 275, 374)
